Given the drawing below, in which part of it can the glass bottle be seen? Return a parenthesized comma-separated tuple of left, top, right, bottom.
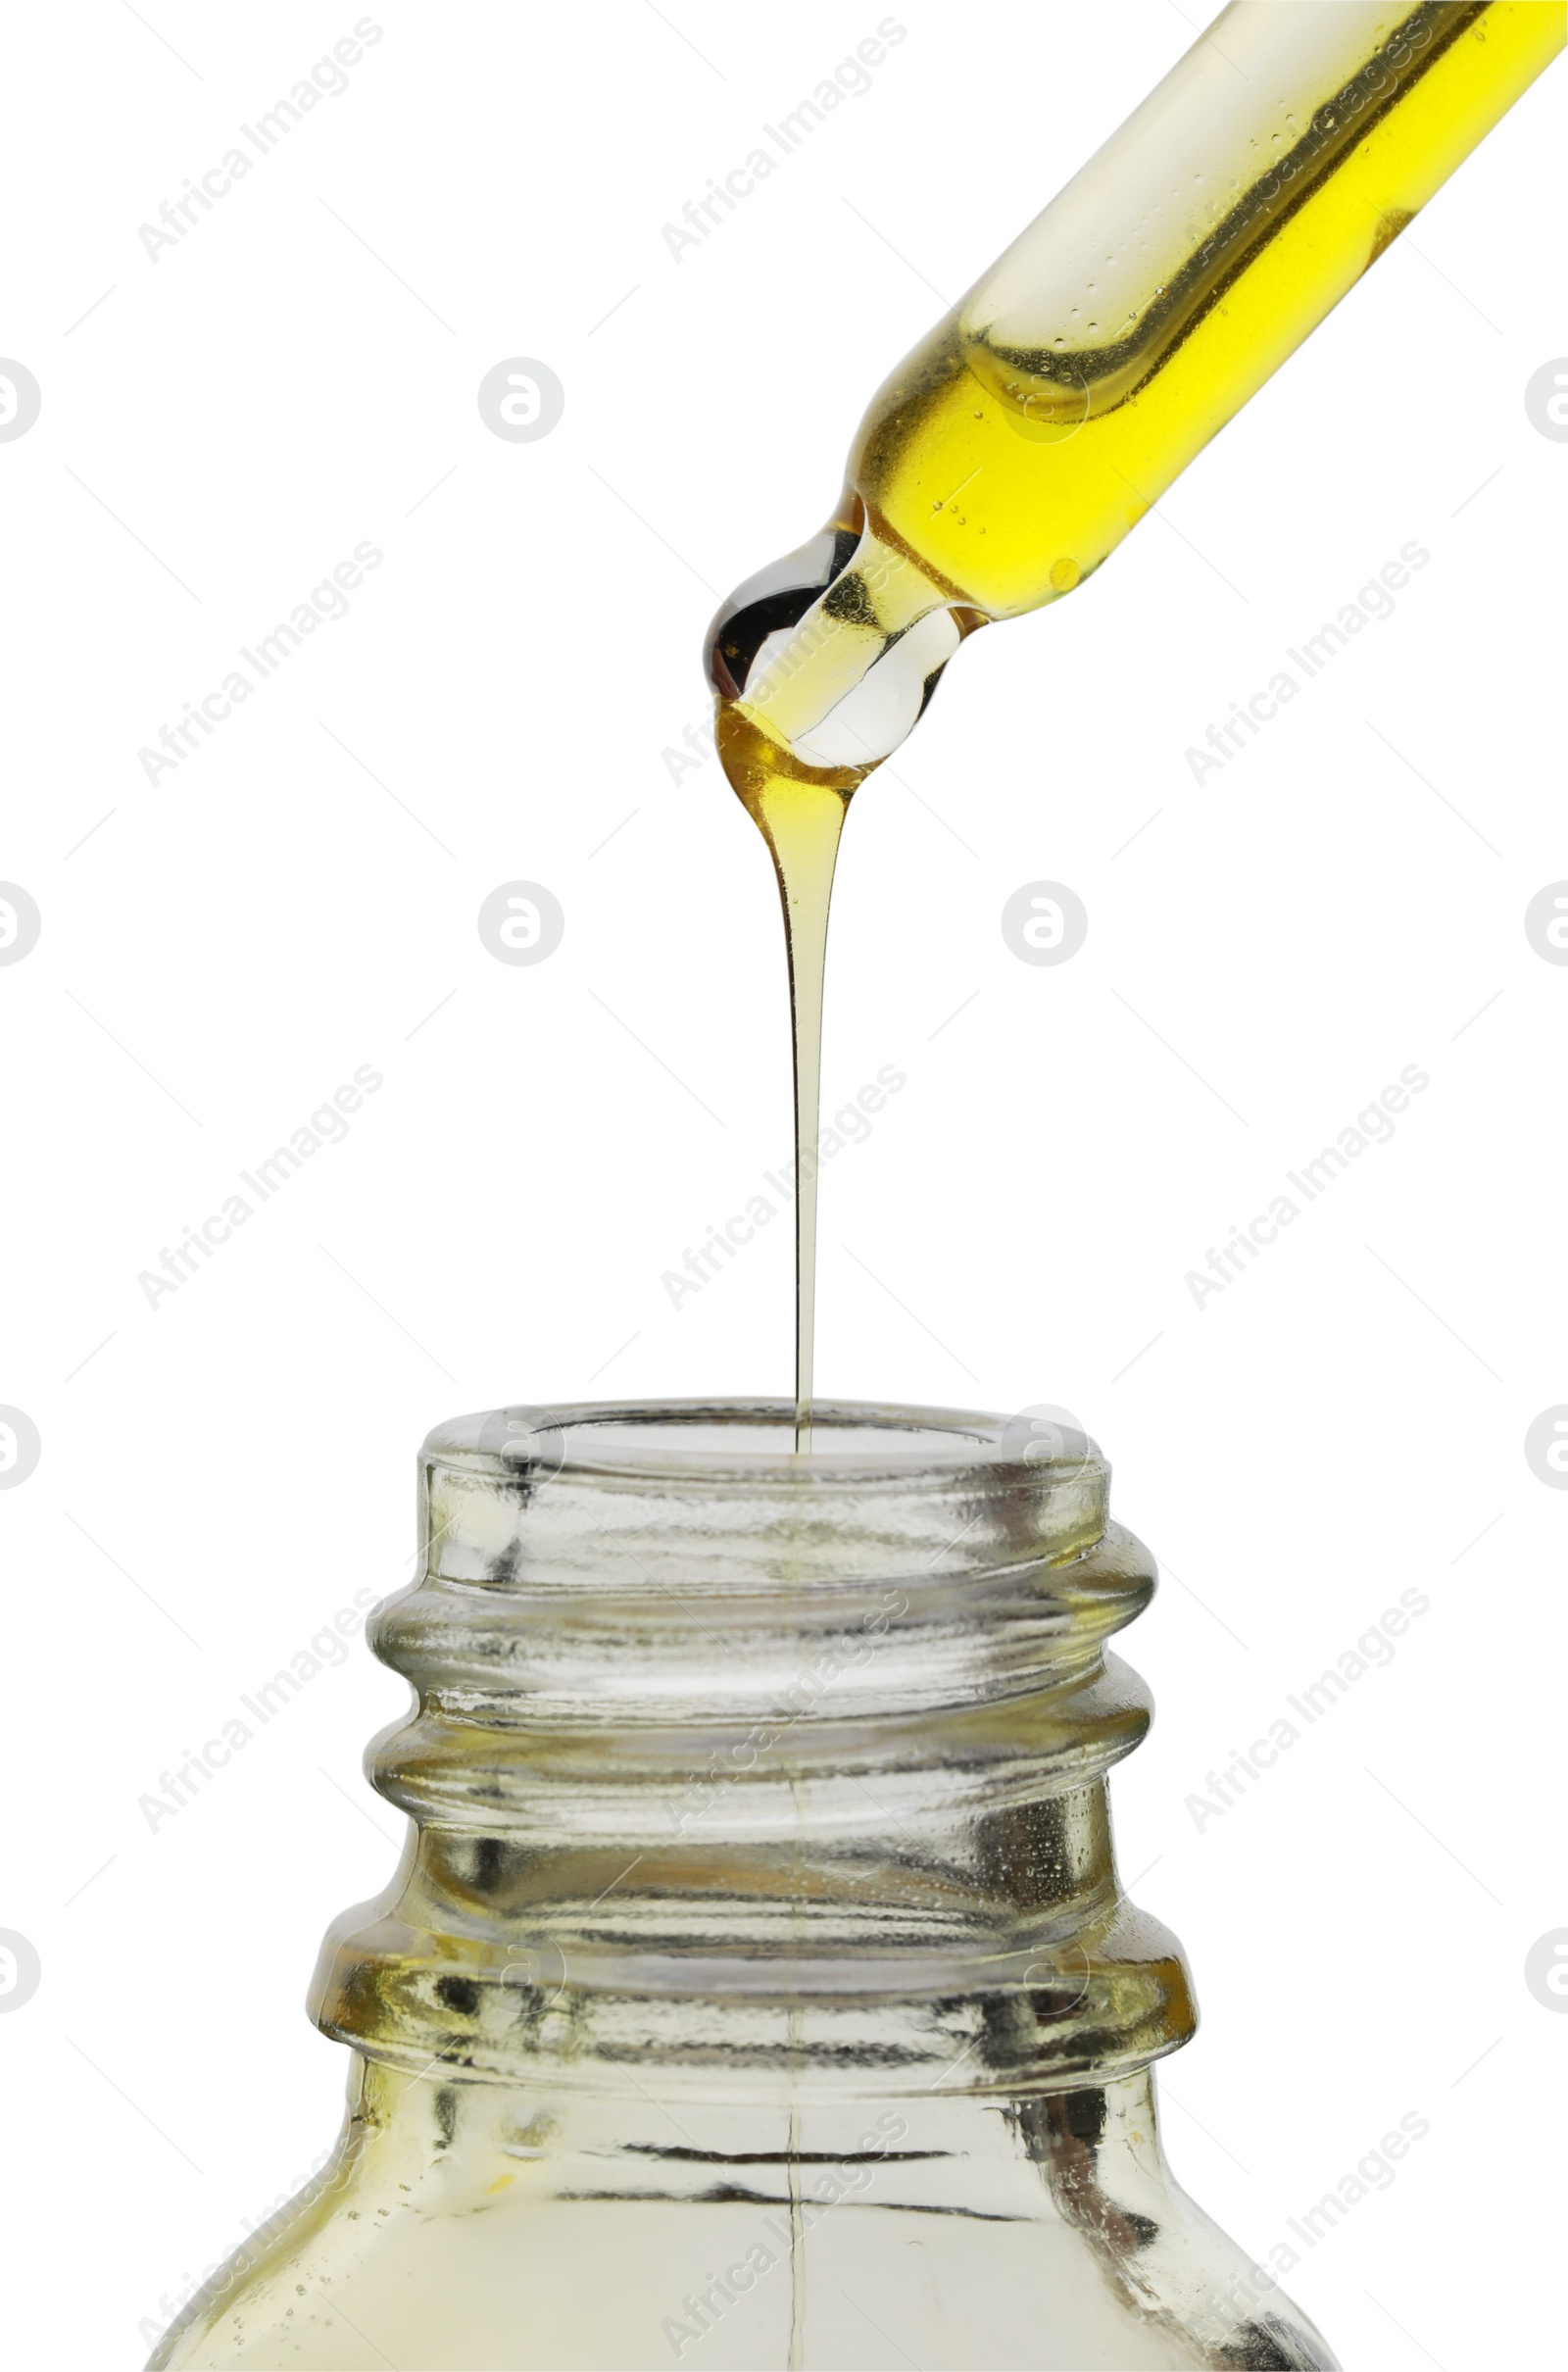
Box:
(150, 1401, 1338, 2370)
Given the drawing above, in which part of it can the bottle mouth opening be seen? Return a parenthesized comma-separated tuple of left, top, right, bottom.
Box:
(422, 1397, 1103, 1491)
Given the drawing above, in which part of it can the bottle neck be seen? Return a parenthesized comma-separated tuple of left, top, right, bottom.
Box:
(309, 1402, 1196, 2101)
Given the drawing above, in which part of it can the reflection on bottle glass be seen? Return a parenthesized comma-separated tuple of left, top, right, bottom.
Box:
(149, 6, 1563, 2363)
(153, 1403, 1344, 2368)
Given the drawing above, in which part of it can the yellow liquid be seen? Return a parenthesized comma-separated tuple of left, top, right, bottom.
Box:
(716, 709, 853, 1454)
(709, 3, 1563, 1443)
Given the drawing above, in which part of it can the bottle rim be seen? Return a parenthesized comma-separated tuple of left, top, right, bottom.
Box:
(422, 1396, 1103, 1490)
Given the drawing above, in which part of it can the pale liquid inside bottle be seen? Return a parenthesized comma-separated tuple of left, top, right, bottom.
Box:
(151, 1401, 1340, 2371)
(146, 8, 1564, 2363)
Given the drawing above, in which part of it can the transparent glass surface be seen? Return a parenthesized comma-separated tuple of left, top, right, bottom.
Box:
(706, 3, 1562, 788)
(150, 1402, 1338, 2370)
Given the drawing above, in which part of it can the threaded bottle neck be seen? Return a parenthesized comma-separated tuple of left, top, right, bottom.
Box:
(310, 1403, 1195, 2098)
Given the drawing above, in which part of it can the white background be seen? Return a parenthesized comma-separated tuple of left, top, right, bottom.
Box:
(1, 3, 1564, 2365)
